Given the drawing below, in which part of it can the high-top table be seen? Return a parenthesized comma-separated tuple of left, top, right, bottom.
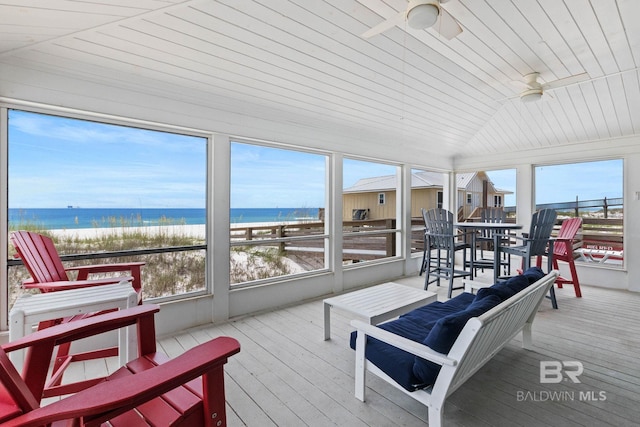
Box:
(323, 282, 437, 340)
(454, 222, 523, 283)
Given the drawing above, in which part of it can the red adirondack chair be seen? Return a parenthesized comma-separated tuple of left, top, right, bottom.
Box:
(537, 217, 583, 297)
(10, 230, 144, 294)
(10, 230, 145, 396)
(0, 305, 240, 426)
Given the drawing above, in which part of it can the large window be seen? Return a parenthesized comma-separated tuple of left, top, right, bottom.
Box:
(535, 159, 623, 266)
(7, 110, 207, 304)
(229, 142, 327, 286)
(343, 159, 399, 264)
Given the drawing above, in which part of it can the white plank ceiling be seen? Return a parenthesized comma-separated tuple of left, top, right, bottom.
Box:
(1, 0, 638, 161)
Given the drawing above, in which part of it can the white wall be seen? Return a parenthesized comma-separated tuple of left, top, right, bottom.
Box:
(0, 63, 453, 169)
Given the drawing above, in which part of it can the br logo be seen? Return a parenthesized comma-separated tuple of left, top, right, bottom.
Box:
(540, 361, 583, 383)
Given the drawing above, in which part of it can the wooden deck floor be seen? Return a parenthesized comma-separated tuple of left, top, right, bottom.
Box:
(66, 273, 640, 426)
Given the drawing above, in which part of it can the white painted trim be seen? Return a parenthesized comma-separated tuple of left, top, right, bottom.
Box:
(0, 97, 212, 139)
(331, 153, 344, 294)
(516, 163, 534, 228)
(0, 107, 8, 331)
(211, 134, 231, 323)
(401, 165, 412, 275)
(454, 134, 640, 171)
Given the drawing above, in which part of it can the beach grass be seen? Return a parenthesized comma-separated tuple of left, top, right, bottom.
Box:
(230, 246, 294, 282)
(7, 218, 302, 305)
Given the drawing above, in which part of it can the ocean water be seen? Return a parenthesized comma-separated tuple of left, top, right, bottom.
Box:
(8, 207, 320, 230)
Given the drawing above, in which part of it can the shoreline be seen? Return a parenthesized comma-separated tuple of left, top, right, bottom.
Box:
(50, 224, 206, 239)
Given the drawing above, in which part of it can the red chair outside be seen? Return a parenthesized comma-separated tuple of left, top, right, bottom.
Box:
(537, 217, 583, 297)
(10, 230, 145, 396)
(0, 305, 240, 426)
(10, 231, 144, 294)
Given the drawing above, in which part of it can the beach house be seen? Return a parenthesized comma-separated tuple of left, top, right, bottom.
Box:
(343, 171, 509, 221)
(1, 1, 639, 425)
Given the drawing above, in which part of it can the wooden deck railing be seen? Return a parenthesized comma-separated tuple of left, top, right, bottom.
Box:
(231, 219, 400, 261)
(410, 216, 624, 256)
(569, 217, 623, 251)
(230, 216, 624, 259)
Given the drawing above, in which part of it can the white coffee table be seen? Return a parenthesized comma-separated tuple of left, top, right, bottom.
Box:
(323, 282, 437, 340)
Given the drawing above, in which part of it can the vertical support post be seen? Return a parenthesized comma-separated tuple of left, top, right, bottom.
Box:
(1, 107, 9, 332)
(331, 154, 344, 294)
(517, 164, 535, 230)
(386, 219, 396, 257)
(211, 134, 230, 323)
(277, 225, 285, 253)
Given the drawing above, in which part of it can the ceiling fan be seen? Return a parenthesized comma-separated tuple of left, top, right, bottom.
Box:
(361, 0, 463, 40)
(515, 72, 590, 103)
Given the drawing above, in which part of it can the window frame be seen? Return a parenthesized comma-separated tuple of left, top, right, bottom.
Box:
(228, 139, 331, 288)
(342, 157, 402, 267)
(3, 105, 213, 315)
(534, 158, 624, 268)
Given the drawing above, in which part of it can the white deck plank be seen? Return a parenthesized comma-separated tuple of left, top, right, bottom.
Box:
(53, 277, 640, 426)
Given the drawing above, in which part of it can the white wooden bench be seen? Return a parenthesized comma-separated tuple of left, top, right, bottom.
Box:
(351, 271, 558, 427)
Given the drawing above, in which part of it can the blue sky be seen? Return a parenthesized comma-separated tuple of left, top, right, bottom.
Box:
(9, 110, 206, 208)
(229, 145, 397, 208)
(486, 160, 623, 207)
(230, 142, 327, 208)
(533, 160, 623, 204)
(9, 110, 623, 209)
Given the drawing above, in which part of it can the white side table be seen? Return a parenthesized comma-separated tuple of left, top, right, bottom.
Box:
(323, 282, 437, 340)
(9, 281, 139, 371)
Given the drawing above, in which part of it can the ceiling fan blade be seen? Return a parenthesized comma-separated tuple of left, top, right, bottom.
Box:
(433, 7, 462, 40)
(361, 11, 405, 39)
(542, 73, 590, 90)
(510, 80, 533, 89)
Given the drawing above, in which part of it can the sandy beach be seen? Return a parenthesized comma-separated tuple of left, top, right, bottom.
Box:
(48, 219, 316, 240)
(50, 224, 207, 240)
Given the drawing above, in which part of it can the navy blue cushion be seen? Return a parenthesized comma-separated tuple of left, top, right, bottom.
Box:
(349, 315, 436, 391)
(504, 274, 530, 293)
(475, 283, 517, 301)
(522, 266, 545, 284)
(401, 292, 475, 324)
(475, 268, 543, 302)
(442, 291, 476, 310)
(346, 294, 475, 392)
(424, 294, 503, 353)
(412, 295, 502, 385)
